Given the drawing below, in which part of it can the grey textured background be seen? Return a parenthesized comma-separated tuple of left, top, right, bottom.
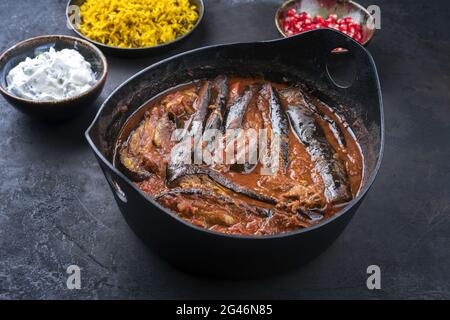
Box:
(0, 0, 449, 299)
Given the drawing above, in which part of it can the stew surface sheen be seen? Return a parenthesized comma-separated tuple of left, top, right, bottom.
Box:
(116, 77, 363, 236)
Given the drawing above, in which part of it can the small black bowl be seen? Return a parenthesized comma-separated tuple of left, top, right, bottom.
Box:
(66, 0, 205, 58)
(0, 35, 108, 121)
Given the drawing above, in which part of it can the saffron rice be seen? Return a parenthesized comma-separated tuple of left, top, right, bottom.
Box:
(78, 0, 199, 48)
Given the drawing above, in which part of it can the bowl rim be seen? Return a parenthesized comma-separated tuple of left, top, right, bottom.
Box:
(274, 0, 375, 46)
(86, 30, 385, 240)
(65, 0, 205, 52)
(0, 34, 108, 105)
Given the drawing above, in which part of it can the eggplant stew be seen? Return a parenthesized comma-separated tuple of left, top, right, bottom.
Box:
(115, 76, 364, 236)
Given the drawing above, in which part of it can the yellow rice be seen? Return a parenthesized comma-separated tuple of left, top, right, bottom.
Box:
(78, 0, 199, 48)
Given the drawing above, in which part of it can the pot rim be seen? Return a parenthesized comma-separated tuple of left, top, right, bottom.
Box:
(85, 29, 385, 240)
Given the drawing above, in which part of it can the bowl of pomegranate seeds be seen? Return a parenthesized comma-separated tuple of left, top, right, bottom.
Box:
(275, 0, 376, 47)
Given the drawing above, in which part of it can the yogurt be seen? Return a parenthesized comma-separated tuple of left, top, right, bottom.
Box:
(6, 47, 96, 101)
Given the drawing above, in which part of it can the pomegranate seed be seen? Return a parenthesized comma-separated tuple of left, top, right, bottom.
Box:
(287, 8, 296, 17)
(315, 15, 324, 23)
(282, 9, 364, 44)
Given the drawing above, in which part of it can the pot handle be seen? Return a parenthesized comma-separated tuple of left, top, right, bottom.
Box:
(280, 29, 380, 96)
(322, 29, 379, 94)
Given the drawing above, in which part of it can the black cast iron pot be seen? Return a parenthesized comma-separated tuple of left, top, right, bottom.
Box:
(86, 29, 384, 277)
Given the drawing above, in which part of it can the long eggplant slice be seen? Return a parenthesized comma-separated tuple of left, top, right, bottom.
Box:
(156, 188, 272, 219)
(280, 87, 346, 149)
(264, 84, 290, 169)
(203, 76, 228, 159)
(168, 81, 212, 175)
(225, 87, 254, 130)
(207, 169, 277, 204)
(189, 81, 212, 135)
(205, 76, 228, 132)
(223, 86, 256, 172)
(167, 164, 277, 204)
(287, 104, 351, 204)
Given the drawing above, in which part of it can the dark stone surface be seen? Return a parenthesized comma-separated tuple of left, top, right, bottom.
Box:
(0, 0, 449, 299)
